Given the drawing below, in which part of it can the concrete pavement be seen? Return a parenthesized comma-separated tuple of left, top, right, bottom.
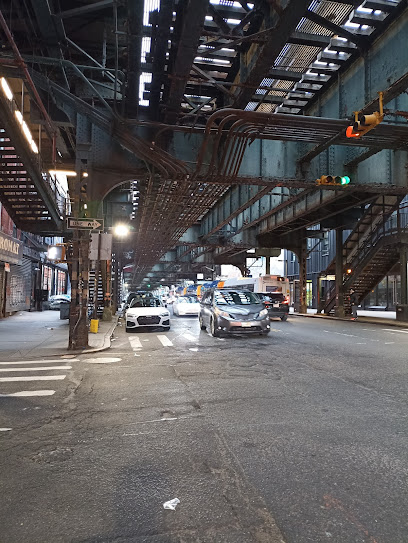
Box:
(289, 306, 408, 328)
(0, 310, 118, 360)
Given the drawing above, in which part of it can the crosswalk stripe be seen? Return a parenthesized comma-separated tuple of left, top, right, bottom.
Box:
(157, 335, 173, 346)
(128, 337, 142, 350)
(382, 328, 408, 334)
(0, 366, 71, 372)
(0, 390, 56, 397)
(182, 333, 196, 342)
(0, 375, 66, 382)
(0, 359, 79, 365)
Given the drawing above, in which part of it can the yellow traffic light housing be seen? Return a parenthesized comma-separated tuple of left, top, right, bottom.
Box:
(316, 175, 351, 186)
(346, 91, 384, 139)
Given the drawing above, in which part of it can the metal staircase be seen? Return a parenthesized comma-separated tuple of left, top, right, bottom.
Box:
(0, 94, 65, 235)
(323, 196, 405, 314)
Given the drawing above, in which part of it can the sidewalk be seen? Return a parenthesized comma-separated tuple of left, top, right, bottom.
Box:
(289, 307, 408, 328)
(0, 310, 118, 360)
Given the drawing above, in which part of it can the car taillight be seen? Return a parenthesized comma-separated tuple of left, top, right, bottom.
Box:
(282, 297, 289, 304)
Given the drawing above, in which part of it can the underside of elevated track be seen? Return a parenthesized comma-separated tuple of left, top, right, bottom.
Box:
(0, 0, 408, 329)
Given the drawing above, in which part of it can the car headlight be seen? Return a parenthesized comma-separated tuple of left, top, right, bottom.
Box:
(160, 312, 170, 317)
(259, 308, 268, 317)
(214, 307, 231, 318)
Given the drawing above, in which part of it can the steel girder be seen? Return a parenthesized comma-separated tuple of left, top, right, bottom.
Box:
(231, 0, 312, 109)
(164, 0, 210, 124)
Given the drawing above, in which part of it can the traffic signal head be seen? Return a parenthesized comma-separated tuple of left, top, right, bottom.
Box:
(317, 175, 334, 185)
(316, 175, 351, 186)
(346, 110, 383, 139)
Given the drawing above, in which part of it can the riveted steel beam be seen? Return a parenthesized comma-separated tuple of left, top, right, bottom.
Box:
(231, 0, 311, 109)
(164, 0, 209, 124)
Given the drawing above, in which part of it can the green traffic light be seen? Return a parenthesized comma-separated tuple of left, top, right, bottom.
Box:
(340, 175, 351, 185)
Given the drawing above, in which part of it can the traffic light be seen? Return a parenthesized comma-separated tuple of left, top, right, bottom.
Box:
(346, 91, 384, 139)
(316, 175, 351, 186)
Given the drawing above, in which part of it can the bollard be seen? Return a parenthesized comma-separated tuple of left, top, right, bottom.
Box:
(90, 319, 99, 333)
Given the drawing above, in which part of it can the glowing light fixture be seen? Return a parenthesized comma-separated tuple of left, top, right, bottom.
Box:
(49, 170, 77, 177)
(14, 110, 38, 154)
(113, 224, 130, 237)
(1, 77, 13, 100)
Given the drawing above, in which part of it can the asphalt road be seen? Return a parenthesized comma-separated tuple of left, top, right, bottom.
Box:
(0, 311, 407, 542)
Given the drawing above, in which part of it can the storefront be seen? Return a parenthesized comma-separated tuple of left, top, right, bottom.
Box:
(0, 230, 24, 317)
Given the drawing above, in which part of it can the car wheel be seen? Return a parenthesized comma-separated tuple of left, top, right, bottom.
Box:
(210, 317, 220, 337)
(281, 315, 288, 321)
(262, 331, 270, 336)
(199, 315, 206, 330)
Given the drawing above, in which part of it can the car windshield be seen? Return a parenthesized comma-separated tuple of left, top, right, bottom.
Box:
(259, 293, 285, 302)
(214, 290, 259, 306)
(130, 298, 161, 308)
(177, 297, 198, 304)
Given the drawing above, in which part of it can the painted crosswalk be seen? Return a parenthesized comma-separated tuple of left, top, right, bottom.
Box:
(0, 359, 72, 399)
(127, 332, 197, 352)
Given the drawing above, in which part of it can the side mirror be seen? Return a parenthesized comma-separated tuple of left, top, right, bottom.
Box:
(165, 303, 167, 308)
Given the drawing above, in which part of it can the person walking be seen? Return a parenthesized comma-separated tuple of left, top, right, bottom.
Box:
(349, 288, 358, 320)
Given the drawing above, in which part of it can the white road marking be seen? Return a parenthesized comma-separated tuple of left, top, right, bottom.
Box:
(128, 337, 142, 350)
(182, 333, 196, 342)
(157, 335, 173, 347)
(189, 348, 198, 352)
(0, 375, 66, 382)
(356, 343, 366, 345)
(0, 428, 12, 431)
(0, 359, 77, 365)
(324, 331, 359, 338)
(86, 357, 121, 364)
(0, 390, 55, 397)
(0, 366, 71, 372)
(384, 342, 395, 344)
(382, 329, 408, 334)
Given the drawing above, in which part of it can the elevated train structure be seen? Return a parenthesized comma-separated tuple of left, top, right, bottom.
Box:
(0, 0, 408, 343)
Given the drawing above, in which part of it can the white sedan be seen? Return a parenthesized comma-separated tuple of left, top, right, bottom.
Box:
(125, 297, 170, 332)
(173, 296, 200, 316)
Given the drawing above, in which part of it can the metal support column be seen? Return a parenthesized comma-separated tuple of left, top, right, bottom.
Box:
(298, 239, 307, 314)
(265, 257, 270, 275)
(396, 244, 408, 321)
(335, 228, 345, 318)
(68, 114, 91, 349)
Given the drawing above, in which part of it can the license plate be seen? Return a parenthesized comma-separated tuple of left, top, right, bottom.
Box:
(241, 322, 252, 327)
(273, 303, 279, 308)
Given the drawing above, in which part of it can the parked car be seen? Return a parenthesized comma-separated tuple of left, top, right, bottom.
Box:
(199, 288, 270, 337)
(125, 297, 170, 332)
(256, 292, 289, 321)
(173, 295, 200, 316)
(49, 294, 71, 310)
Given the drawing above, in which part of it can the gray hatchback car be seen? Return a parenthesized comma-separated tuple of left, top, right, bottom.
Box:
(199, 289, 270, 337)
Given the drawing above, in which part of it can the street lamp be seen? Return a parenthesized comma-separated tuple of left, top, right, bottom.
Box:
(113, 224, 130, 237)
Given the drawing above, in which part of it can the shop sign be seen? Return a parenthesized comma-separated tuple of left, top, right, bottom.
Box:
(0, 232, 23, 265)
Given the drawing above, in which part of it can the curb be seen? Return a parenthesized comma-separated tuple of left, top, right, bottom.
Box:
(290, 312, 408, 328)
(73, 316, 119, 355)
(33, 316, 119, 359)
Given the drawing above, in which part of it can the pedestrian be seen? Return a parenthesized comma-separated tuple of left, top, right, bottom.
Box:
(349, 288, 358, 320)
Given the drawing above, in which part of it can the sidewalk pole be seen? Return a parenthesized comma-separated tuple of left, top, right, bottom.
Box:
(335, 228, 345, 318)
